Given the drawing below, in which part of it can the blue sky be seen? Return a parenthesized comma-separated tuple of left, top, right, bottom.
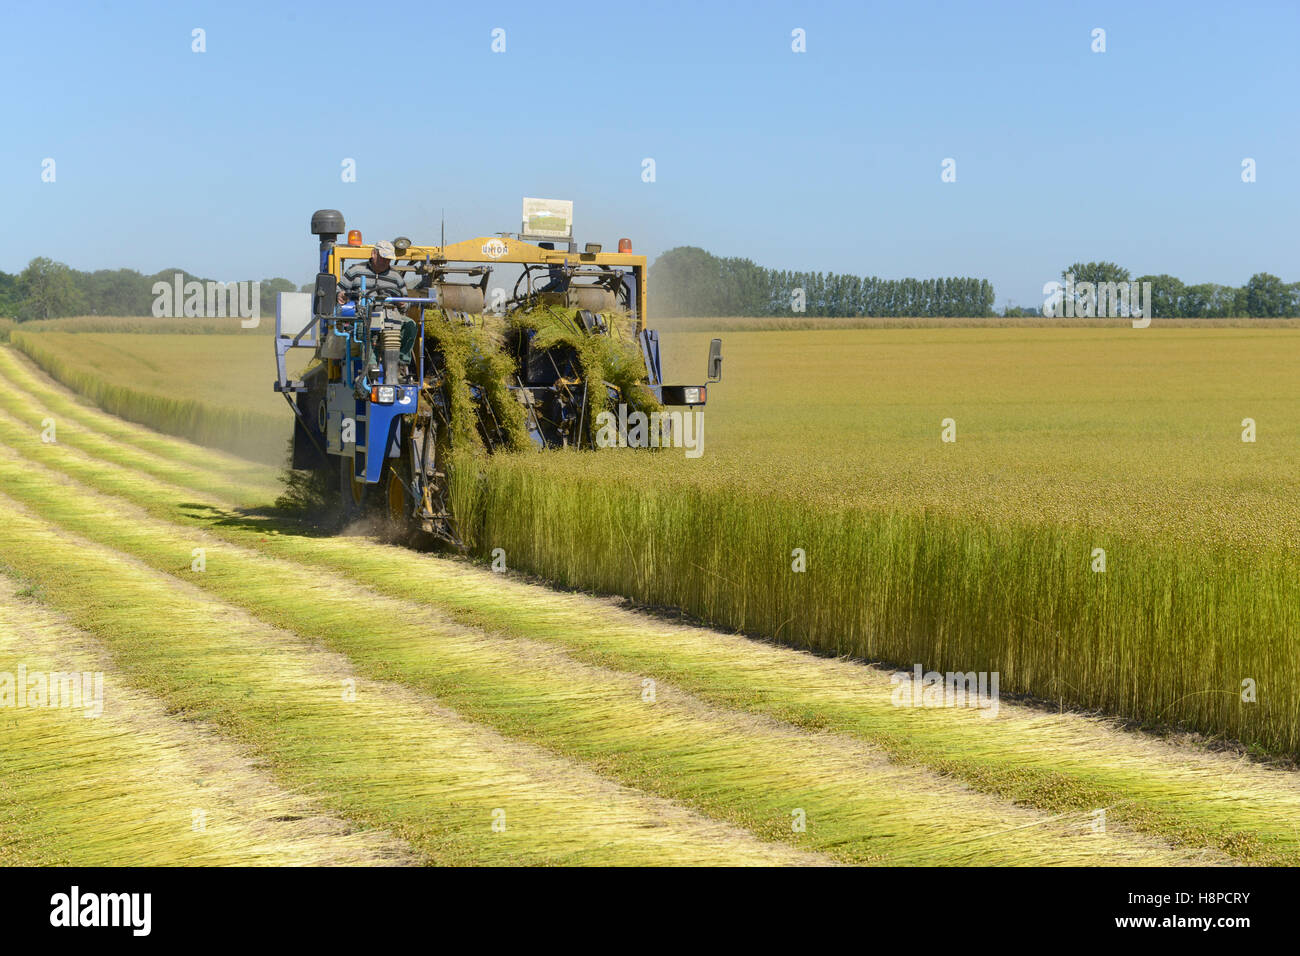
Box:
(2, 0, 1296, 308)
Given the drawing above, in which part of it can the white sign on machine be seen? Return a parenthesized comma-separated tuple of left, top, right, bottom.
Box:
(521, 197, 573, 240)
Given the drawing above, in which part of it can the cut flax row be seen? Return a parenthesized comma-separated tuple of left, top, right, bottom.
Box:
(0, 432, 1190, 866)
(9, 330, 286, 464)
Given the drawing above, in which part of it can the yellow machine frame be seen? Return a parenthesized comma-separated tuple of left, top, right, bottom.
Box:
(327, 236, 648, 330)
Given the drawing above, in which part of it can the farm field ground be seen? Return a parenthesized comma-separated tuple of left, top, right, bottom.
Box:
(2, 323, 1299, 865)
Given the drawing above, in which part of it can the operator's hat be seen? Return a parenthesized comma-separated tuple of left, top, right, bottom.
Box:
(372, 239, 396, 260)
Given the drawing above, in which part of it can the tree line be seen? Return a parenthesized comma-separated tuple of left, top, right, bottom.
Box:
(0, 258, 300, 322)
(1022, 262, 1300, 319)
(5, 251, 1297, 322)
(650, 246, 995, 317)
(650, 248, 1300, 319)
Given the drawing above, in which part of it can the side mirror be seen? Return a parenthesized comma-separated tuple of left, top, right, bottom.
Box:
(707, 337, 723, 383)
(312, 272, 337, 319)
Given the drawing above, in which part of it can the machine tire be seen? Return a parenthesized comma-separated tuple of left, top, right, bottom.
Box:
(339, 453, 366, 524)
(385, 462, 412, 541)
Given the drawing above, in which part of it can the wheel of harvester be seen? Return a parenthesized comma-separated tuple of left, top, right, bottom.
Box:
(339, 454, 366, 524)
(386, 466, 408, 528)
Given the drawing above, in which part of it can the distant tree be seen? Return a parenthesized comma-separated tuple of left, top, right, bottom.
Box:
(1062, 261, 1131, 285)
(0, 270, 18, 317)
(1244, 272, 1289, 317)
(258, 278, 298, 317)
(1228, 284, 1249, 318)
(1202, 284, 1238, 318)
(648, 246, 733, 317)
(17, 257, 84, 320)
(1061, 261, 1130, 316)
(82, 268, 154, 315)
(1180, 283, 1213, 317)
(1134, 274, 1185, 318)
